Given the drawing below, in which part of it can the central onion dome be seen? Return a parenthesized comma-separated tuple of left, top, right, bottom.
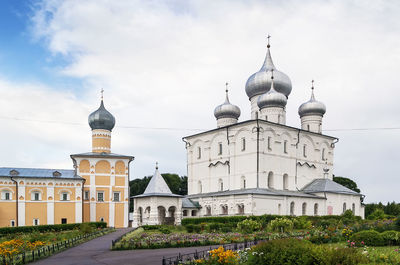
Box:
(298, 82, 326, 117)
(245, 40, 292, 99)
(88, 100, 116, 131)
(257, 70, 287, 109)
(214, 85, 241, 120)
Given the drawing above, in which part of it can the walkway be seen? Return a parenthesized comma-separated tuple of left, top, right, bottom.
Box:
(31, 228, 218, 265)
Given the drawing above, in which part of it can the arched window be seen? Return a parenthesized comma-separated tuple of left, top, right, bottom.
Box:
(197, 147, 201, 159)
(283, 174, 289, 190)
(290, 202, 295, 216)
(221, 205, 228, 215)
(343, 203, 347, 213)
(352, 203, 356, 213)
(267, 172, 274, 189)
(198, 181, 202, 193)
(303, 145, 307, 157)
(218, 143, 223, 155)
(241, 176, 246, 189)
(283, 140, 288, 154)
(237, 204, 245, 215)
(206, 206, 211, 216)
(302, 202, 307, 215)
(267, 136, 272, 151)
(322, 148, 326, 161)
(314, 203, 318, 216)
(218, 179, 223, 191)
(278, 204, 281, 215)
(241, 138, 246, 151)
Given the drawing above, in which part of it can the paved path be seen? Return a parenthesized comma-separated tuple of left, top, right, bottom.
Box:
(31, 229, 219, 265)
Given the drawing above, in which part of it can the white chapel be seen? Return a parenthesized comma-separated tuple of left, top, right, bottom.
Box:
(133, 39, 364, 226)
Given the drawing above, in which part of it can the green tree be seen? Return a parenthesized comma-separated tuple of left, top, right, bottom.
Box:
(333, 176, 360, 193)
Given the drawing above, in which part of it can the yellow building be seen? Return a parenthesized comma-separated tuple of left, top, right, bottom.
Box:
(0, 99, 133, 228)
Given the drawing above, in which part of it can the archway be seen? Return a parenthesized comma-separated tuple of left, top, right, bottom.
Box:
(157, 206, 166, 225)
(165, 206, 176, 225)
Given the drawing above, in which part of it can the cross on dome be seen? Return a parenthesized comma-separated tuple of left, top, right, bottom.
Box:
(267, 34, 271, 48)
(156, 161, 159, 170)
(101, 88, 104, 100)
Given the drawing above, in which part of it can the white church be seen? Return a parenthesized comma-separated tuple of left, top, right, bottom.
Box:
(132, 40, 364, 226)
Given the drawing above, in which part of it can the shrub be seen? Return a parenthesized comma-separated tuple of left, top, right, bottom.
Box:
(395, 216, 400, 231)
(0, 222, 106, 235)
(381, 230, 399, 245)
(350, 230, 384, 246)
(237, 219, 262, 234)
(80, 223, 95, 234)
(184, 224, 194, 233)
(159, 227, 171, 234)
(368, 209, 386, 220)
(269, 218, 293, 232)
(293, 216, 312, 229)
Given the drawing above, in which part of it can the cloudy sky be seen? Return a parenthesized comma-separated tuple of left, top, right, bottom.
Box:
(0, 0, 399, 203)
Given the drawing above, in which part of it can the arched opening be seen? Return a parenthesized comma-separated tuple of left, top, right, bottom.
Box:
(166, 206, 176, 225)
(95, 160, 111, 173)
(145, 206, 151, 220)
(314, 203, 318, 216)
(268, 172, 274, 189)
(206, 206, 211, 216)
(221, 204, 228, 215)
(138, 207, 143, 225)
(157, 206, 166, 225)
(290, 202, 295, 216)
(283, 174, 289, 190)
(343, 203, 347, 213)
(302, 202, 307, 215)
(237, 204, 244, 215)
(352, 203, 356, 213)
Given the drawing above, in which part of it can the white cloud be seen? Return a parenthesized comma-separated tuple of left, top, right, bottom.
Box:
(3, 0, 398, 202)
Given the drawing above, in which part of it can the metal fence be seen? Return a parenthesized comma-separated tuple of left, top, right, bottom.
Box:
(162, 239, 263, 265)
(0, 229, 111, 265)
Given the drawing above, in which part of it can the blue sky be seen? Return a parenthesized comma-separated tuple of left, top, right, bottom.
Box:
(0, 0, 399, 203)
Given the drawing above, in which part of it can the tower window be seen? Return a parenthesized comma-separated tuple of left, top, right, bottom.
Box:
(303, 145, 307, 157)
(267, 137, 272, 151)
(218, 143, 222, 155)
(322, 148, 326, 161)
(197, 147, 201, 159)
(241, 138, 246, 151)
(284, 140, 288, 154)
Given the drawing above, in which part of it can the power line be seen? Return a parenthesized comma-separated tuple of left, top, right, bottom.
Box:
(0, 115, 399, 132)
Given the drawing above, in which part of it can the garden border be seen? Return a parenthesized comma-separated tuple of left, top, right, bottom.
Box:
(111, 228, 136, 248)
(0, 228, 113, 265)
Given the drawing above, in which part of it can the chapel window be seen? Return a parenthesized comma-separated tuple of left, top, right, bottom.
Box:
(352, 203, 356, 213)
(314, 203, 319, 216)
(302, 202, 307, 215)
(267, 137, 272, 151)
(343, 203, 347, 213)
(284, 140, 288, 154)
(218, 143, 223, 155)
(322, 148, 326, 161)
(197, 147, 201, 159)
(290, 202, 295, 216)
(241, 138, 246, 151)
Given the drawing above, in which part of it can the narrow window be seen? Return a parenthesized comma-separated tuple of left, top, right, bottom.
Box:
(303, 145, 307, 157)
(307, 124, 310, 131)
(290, 202, 295, 216)
(100, 217, 105, 222)
(97, 192, 104, 202)
(33, 219, 39, 226)
(218, 143, 223, 155)
(302, 202, 307, 215)
(241, 138, 246, 151)
(10, 220, 15, 227)
(265, 115, 268, 121)
(283, 174, 289, 190)
(278, 114, 281, 124)
(322, 148, 326, 161)
(34, 192, 40, 201)
(5, 192, 10, 201)
(84, 191, 89, 200)
(343, 203, 347, 213)
(219, 179, 223, 191)
(197, 147, 201, 159)
(61, 218, 67, 224)
(113, 192, 120, 202)
(284, 140, 288, 154)
(267, 137, 272, 151)
(352, 203, 355, 213)
(314, 203, 318, 216)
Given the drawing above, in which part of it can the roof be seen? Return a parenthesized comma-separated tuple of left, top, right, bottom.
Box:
(132, 167, 182, 198)
(183, 119, 337, 141)
(186, 188, 325, 199)
(301, 178, 361, 196)
(0, 167, 82, 180)
(70, 152, 134, 160)
(182, 197, 201, 208)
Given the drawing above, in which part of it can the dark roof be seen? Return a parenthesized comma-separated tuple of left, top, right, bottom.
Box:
(70, 152, 134, 160)
(185, 188, 325, 199)
(182, 198, 201, 208)
(301, 178, 361, 196)
(183, 119, 337, 140)
(0, 167, 82, 180)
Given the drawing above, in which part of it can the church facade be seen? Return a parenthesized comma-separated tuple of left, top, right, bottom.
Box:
(133, 40, 364, 225)
(0, 100, 133, 228)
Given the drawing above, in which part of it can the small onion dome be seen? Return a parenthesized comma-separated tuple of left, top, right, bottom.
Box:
(257, 73, 287, 109)
(214, 87, 241, 120)
(245, 43, 292, 99)
(88, 100, 116, 131)
(298, 83, 326, 117)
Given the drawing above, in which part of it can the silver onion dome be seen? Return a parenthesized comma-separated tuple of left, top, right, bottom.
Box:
(298, 83, 326, 117)
(214, 86, 241, 120)
(258, 72, 287, 109)
(245, 42, 292, 99)
(88, 100, 116, 131)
